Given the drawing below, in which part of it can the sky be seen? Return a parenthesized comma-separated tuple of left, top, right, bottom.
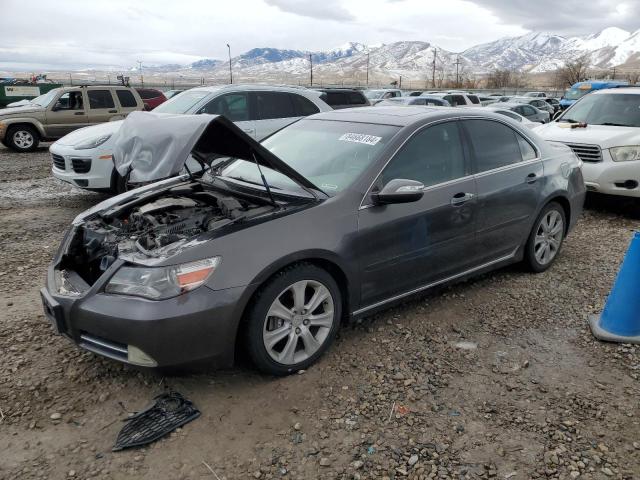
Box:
(0, 0, 638, 71)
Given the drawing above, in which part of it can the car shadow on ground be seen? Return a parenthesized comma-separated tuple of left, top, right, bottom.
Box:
(584, 192, 640, 220)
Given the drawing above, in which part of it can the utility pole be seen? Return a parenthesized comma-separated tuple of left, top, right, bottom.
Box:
(366, 51, 370, 87)
(431, 48, 437, 88)
(399, 75, 402, 89)
(226, 44, 233, 84)
(612, 66, 617, 79)
(137, 60, 143, 86)
(454, 56, 461, 87)
(309, 54, 313, 86)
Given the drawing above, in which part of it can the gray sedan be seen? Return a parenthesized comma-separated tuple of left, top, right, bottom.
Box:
(41, 107, 585, 375)
(496, 102, 551, 123)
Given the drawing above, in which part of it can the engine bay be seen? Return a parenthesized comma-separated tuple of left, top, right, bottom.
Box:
(64, 188, 273, 285)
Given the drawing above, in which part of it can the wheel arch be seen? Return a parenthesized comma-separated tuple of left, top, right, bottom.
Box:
(230, 251, 355, 364)
(4, 119, 45, 138)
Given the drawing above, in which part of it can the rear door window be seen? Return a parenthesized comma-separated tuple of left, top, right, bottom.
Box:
(468, 95, 481, 105)
(348, 92, 367, 105)
(87, 90, 115, 109)
(200, 92, 250, 121)
(291, 94, 320, 116)
(116, 90, 137, 108)
(255, 91, 296, 119)
(325, 92, 347, 106)
(463, 119, 526, 173)
(381, 121, 467, 187)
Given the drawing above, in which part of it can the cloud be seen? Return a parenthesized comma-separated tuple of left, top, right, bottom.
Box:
(470, 0, 640, 35)
(264, 0, 356, 21)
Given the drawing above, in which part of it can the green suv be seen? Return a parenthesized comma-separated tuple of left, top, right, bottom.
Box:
(0, 85, 144, 152)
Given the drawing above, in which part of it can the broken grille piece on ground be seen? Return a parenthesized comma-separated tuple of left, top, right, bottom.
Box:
(113, 391, 200, 451)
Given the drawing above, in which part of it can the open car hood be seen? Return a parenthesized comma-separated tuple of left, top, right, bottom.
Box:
(112, 111, 319, 191)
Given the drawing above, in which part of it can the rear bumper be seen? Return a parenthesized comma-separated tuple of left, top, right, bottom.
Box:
(42, 261, 249, 368)
(582, 151, 640, 198)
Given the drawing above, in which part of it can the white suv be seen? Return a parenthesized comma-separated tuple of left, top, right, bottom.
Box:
(50, 85, 331, 193)
(536, 88, 640, 198)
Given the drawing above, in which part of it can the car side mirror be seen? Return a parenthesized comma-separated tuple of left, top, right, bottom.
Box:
(51, 103, 61, 111)
(371, 179, 424, 205)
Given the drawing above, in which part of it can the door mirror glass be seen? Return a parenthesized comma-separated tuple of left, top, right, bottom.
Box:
(372, 179, 424, 205)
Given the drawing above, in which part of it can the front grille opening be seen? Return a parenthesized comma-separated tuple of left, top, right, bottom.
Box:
(51, 153, 66, 170)
(71, 157, 92, 174)
(565, 143, 602, 163)
(614, 180, 639, 190)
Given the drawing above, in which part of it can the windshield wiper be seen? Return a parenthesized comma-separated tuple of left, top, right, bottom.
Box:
(558, 118, 578, 123)
(601, 122, 634, 127)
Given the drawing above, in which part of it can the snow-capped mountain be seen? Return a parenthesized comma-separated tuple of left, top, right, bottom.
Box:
(147, 27, 640, 81)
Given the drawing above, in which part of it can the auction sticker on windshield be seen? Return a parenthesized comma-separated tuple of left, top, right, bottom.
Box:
(339, 133, 382, 146)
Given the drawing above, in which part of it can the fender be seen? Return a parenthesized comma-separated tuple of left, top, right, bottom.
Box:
(247, 248, 358, 313)
(1, 117, 46, 138)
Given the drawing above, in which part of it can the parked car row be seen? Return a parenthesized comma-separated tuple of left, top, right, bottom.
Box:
(48, 84, 332, 192)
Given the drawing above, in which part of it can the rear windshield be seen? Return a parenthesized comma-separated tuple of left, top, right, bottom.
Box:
(211, 120, 400, 196)
(153, 90, 211, 114)
(564, 88, 590, 101)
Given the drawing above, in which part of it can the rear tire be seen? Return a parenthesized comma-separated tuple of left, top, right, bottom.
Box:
(6, 125, 39, 152)
(244, 263, 341, 376)
(524, 202, 566, 273)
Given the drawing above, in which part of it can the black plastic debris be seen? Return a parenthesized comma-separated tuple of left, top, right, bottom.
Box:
(113, 391, 200, 451)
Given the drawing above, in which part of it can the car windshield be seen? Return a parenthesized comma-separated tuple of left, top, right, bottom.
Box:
(210, 119, 400, 197)
(558, 93, 640, 127)
(364, 90, 385, 99)
(153, 90, 211, 113)
(564, 88, 590, 101)
(30, 89, 60, 107)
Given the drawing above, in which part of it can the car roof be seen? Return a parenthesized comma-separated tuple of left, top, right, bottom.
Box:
(185, 84, 318, 94)
(307, 105, 506, 127)
(592, 87, 640, 95)
(493, 102, 523, 108)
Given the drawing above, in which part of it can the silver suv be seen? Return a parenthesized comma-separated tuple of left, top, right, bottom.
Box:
(49, 84, 332, 193)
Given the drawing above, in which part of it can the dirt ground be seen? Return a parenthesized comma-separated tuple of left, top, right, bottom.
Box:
(1, 145, 640, 480)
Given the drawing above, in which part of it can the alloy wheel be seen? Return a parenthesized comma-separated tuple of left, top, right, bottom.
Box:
(534, 209, 564, 265)
(262, 279, 335, 365)
(13, 130, 34, 149)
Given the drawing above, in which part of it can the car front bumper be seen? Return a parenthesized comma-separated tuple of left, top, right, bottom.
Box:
(41, 260, 249, 368)
(49, 142, 115, 190)
(581, 150, 640, 198)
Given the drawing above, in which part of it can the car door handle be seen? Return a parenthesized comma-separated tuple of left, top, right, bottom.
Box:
(526, 173, 538, 184)
(108, 109, 117, 113)
(450, 192, 475, 206)
(74, 111, 84, 115)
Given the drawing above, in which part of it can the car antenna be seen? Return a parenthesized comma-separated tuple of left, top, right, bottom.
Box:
(252, 150, 278, 208)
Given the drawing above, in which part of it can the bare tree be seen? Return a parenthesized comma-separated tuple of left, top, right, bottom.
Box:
(486, 69, 512, 89)
(558, 55, 590, 86)
(626, 72, 640, 85)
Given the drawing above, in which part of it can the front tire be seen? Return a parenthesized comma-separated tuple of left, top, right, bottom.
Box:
(524, 202, 566, 272)
(6, 125, 39, 152)
(245, 263, 342, 376)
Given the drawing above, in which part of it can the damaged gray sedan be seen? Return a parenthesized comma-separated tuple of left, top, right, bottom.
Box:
(41, 108, 585, 375)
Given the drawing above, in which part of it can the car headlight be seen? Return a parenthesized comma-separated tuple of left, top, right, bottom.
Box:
(105, 257, 221, 300)
(73, 134, 112, 150)
(610, 146, 640, 162)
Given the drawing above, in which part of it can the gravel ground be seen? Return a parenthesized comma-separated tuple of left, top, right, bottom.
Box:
(1, 145, 640, 480)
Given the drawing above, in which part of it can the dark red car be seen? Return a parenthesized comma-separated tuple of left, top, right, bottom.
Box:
(135, 88, 167, 110)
